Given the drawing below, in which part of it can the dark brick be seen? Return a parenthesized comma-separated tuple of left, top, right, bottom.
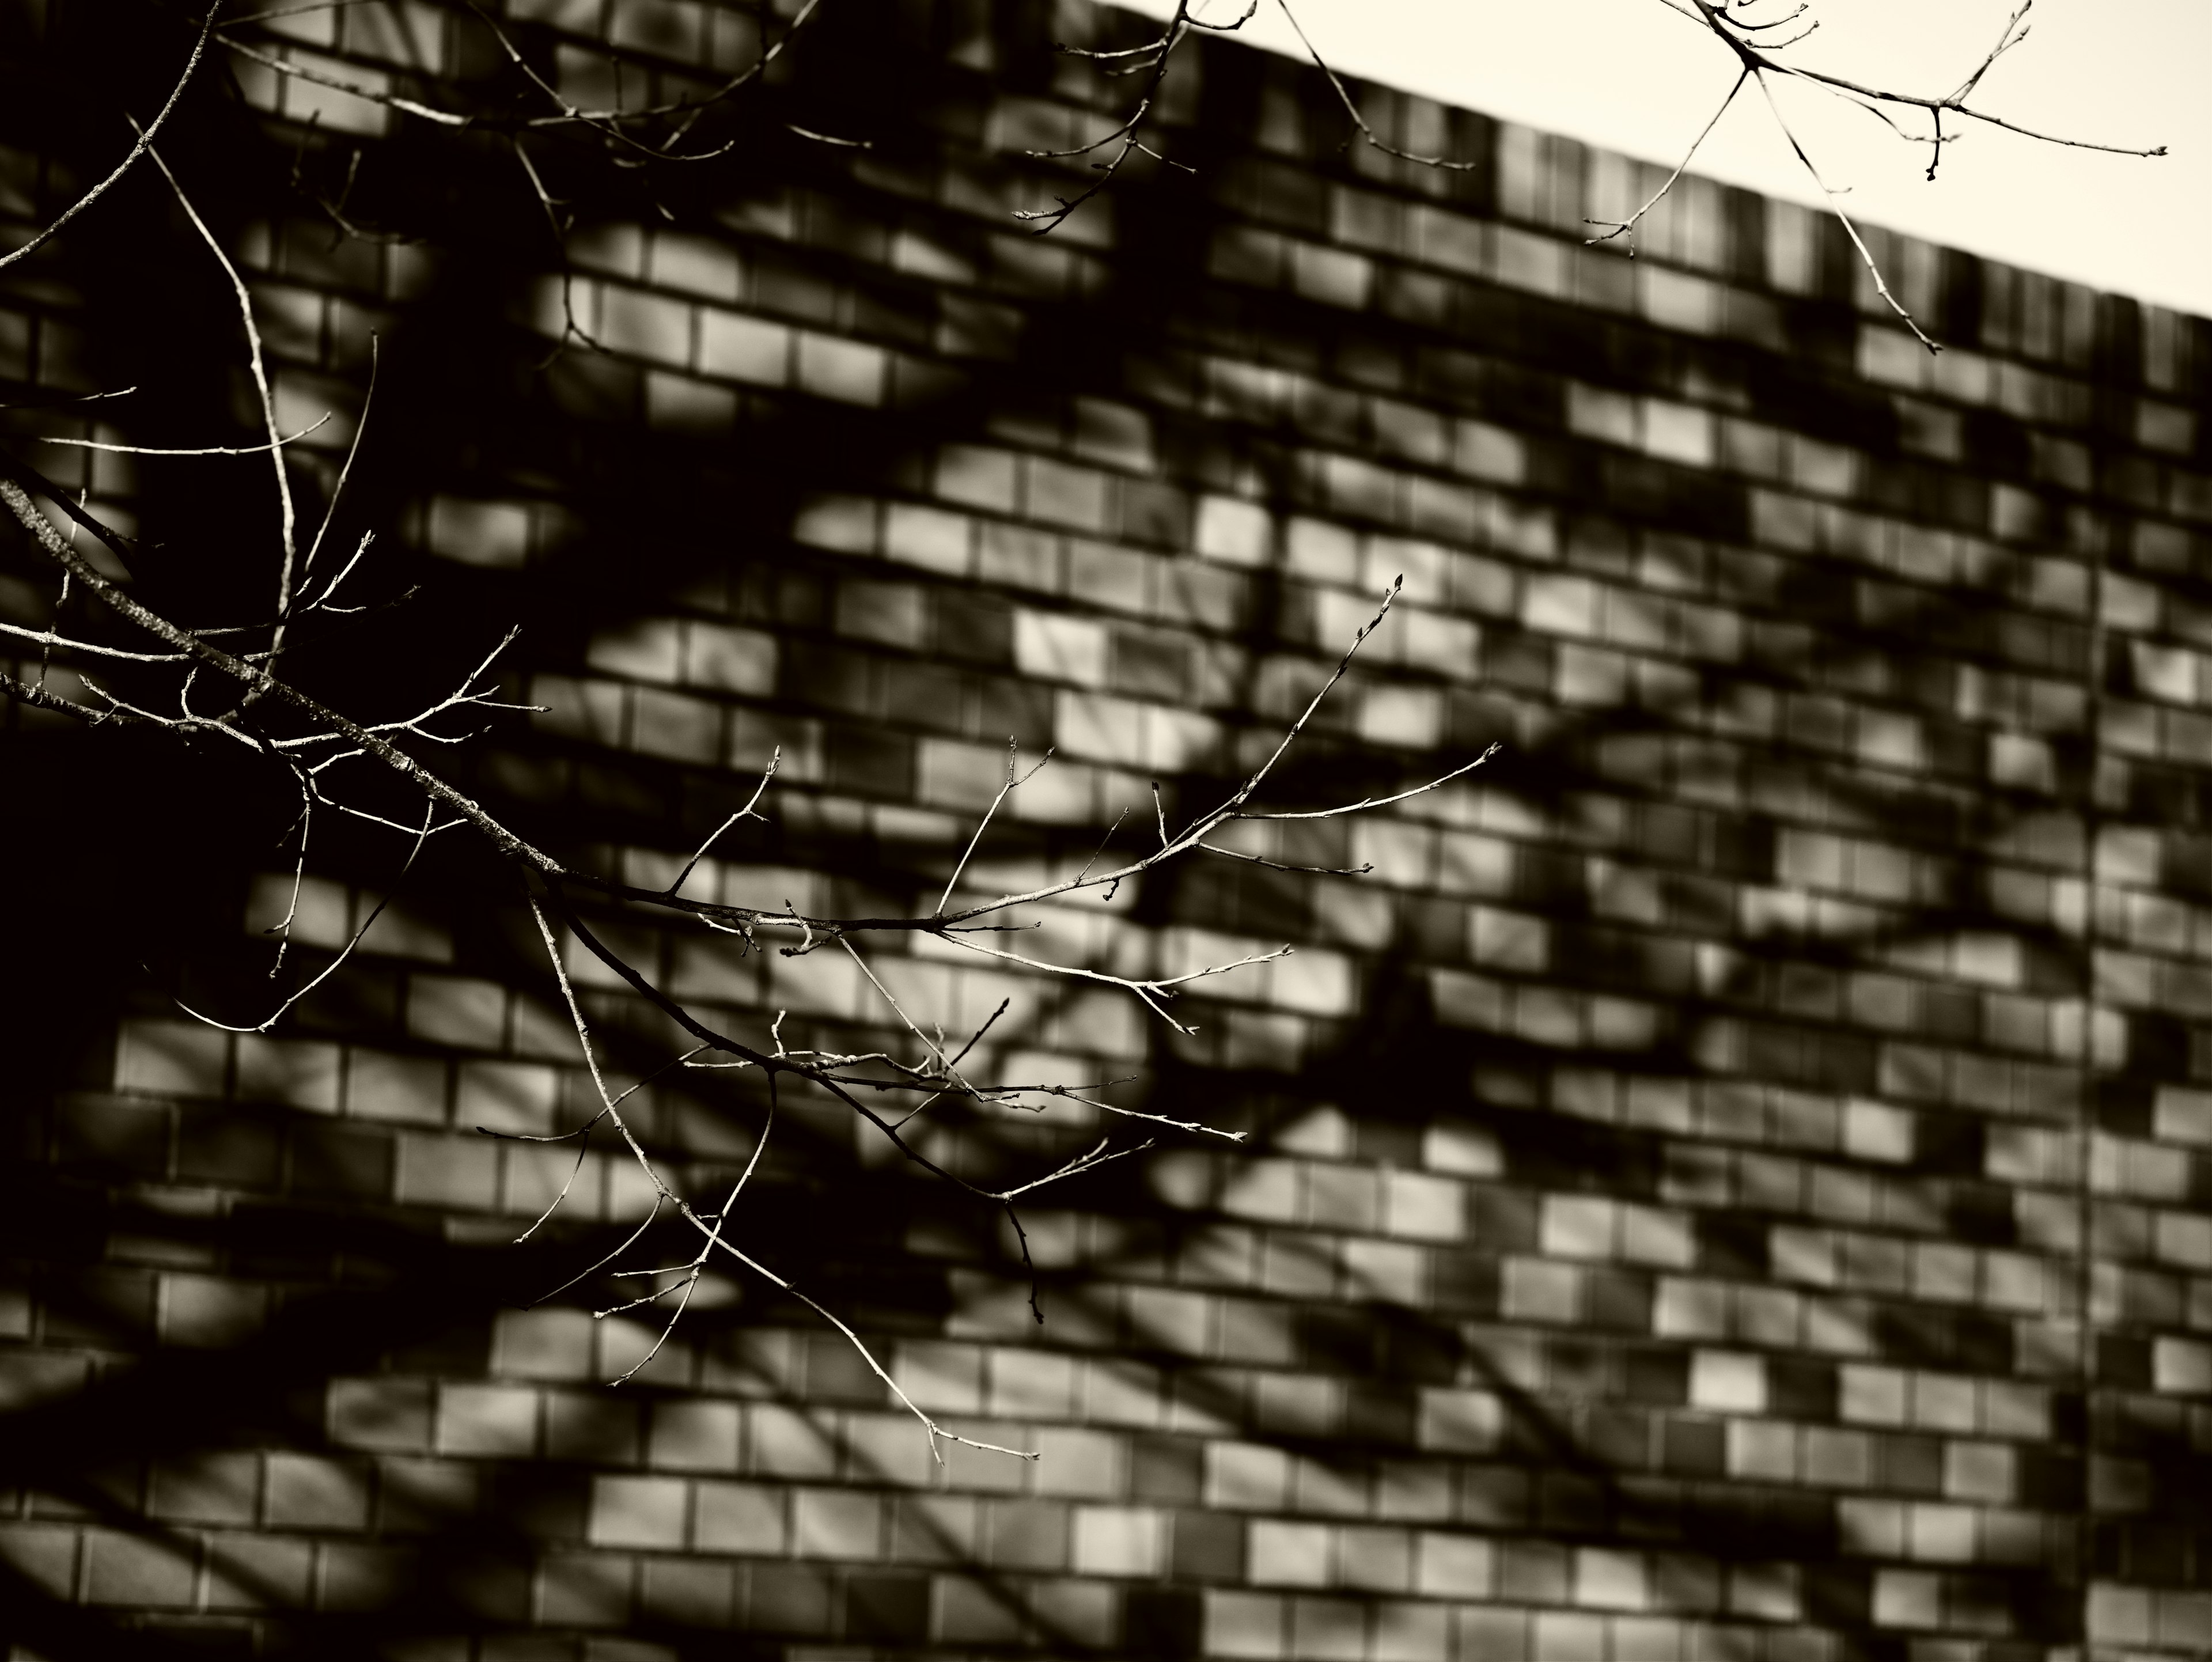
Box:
(747, 1561, 833, 1632)
(439, 1549, 532, 1623)
(1131, 1436, 1202, 1505)
(1118, 479, 1190, 548)
(1169, 1509, 1242, 1582)
(1495, 1540, 1569, 1603)
(1465, 1187, 1537, 1251)
(1764, 1493, 1835, 1554)
(971, 676, 1055, 748)
(1693, 1214, 1766, 1275)
(825, 725, 915, 797)
(1124, 1587, 1201, 1657)
(1294, 1307, 1374, 1373)
(1650, 1546, 1721, 1612)
(1952, 1313, 2013, 1373)
(484, 1467, 586, 1543)
(2096, 1335, 2154, 1390)
(1109, 627, 1190, 701)
(846, 1572, 929, 1642)
(289, 1125, 393, 1201)
(1579, 1406, 1647, 1470)
(296, 963, 406, 1032)
(1350, 1116, 1422, 1167)
(1878, 1433, 1945, 1496)
(1460, 1465, 1531, 1527)
(40, 1266, 156, 1346)
(1222, 157, 1328, 235)
(54, 1095, 169, 1179)
(797, 1332, 885, 1403)
(1430, 1252, 1498, 1315)
(1537, 1472, 1607, 1532)
(1870, 1303, 1951, 1369)
(1583, 1268, 1652, 1332)
(1768, 1358, 1836, 1422)
(179, 1104, 282, 1188)
(932, 590, 1013, 665)
(1623, 1349, 1689, 1407)
(1662, 1416, 1726, 1475)
(753, 254, 841, 324)
(1803, 1564, 1872, 1627)
(881, 658, 971, 734)
(1343, 1381, 1415, 1448)
(801, 645, 880, 718)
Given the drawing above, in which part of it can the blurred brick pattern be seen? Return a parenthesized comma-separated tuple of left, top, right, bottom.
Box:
(4, 1, 2212, 1659)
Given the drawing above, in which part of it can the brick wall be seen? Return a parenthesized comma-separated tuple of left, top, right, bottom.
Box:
(4, 1, 2212, 1658)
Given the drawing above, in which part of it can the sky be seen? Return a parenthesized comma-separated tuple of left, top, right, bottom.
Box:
(1119, 0, 2211, 320)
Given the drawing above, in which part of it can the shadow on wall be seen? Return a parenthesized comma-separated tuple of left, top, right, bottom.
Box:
(0, 0, 2193, 1657)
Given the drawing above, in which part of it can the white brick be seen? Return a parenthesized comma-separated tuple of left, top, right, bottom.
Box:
(1690, 1351, 1766, 1413)
(1196, 495, 1272, 565)
(1073, 1506, 1162, 1576)
(1014, 611, 1108, 686)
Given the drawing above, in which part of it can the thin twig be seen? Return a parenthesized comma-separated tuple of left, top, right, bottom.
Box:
(1275, 0, 1480, 171)
(173, 802, 439, 1032)
(37, 414, 332, 457)
(0, 8, 221, 270)
(935, 740, 1050, 915)
(670, 747, 778, 899)
(1585, 70, 1748, 251)
(1749, 70, 1940, 354)
(137, 132, 301, 619)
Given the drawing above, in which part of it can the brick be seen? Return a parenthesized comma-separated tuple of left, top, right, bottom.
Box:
(149, 1452, 259, 1523)
(1689, 1352, 1766, 1413)
(82, 1530, 194, 1606)
(1205, 1588, 1287, 1659)
(599, 285, 692, 366)
(979, 1497, 1066, 1572)
(329, 1377, 433, 1452)
(649, 232, 743, 300)
(426, 494, 531, 566)
(1248, 1519, 1330, 1587)
(746, 1403, 839, 1477)
(649, 1399, 741, 1471)
(265, 1454, 371, 1530)
(232, 1035, 340, 1111)
(1071, 1505, 1162, 1576)
(407, 974, 506, 1047)
(1416, 1387, 1500, 1453)
(495, 1308, 597, 1380)
(1207, 1443, 1291, 1511)
(686, 1480, 782, 1554)
(1197, 495, 1272, 566)
(1015, 609, 1109, 687)
(290, 1122, 393, 1199)
(540, 1550, 633, 1626)
(345, 1050, 446, 1124)
(206, 1532, 314, 1610)
(641, 1555, 735, 1625)
(888, 1493, 976, 1565)
(396, 1129, 498, 1208)
(455, 1059, 558, 1136)
(115, 1019, 226, 1097)
(590, 1474, 689, 1549)
(437, 1384, 539, 1456)
(1293, 1595, 1369, 1658)
(544, 1392, 640, 1466)
(797, 332, 886, 404)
